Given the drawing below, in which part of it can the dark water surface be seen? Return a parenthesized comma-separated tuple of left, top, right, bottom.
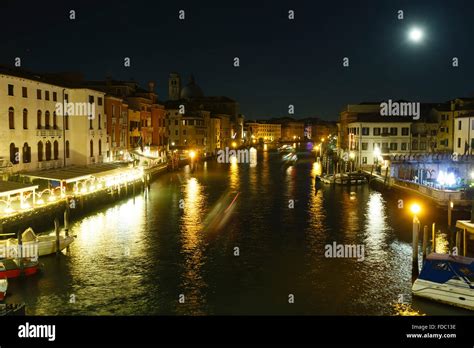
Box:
(7, 150, 473, 315)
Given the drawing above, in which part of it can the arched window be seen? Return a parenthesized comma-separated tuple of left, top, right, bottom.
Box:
(53, 140, 59, 160)
(8, 107, 14, 129)
(22, 143, 31, 163)
(37, 110, 42, 129)
(98, 139, 102, 155)
(23, 109, 28, 129)
(10, 143, 18, 164)
(90, 139, 94, 157)
(38, 141, 43, 162)
(65, 140, 70, 158)
(45, 111, 50, 129)
(53, 112, 57, 129)
(98, 114, 101, 129)
(45, 141, 51, 161)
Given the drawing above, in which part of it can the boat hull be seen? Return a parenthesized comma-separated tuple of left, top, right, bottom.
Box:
(0, 260, 39, 279)
(412, 278, 474, 311)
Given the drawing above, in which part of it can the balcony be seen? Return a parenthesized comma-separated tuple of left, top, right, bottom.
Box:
(36, 129, 63, 137)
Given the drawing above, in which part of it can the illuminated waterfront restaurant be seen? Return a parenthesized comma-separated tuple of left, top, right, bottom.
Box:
(0, 163, 144, 218)
(387, 153, 474, 206)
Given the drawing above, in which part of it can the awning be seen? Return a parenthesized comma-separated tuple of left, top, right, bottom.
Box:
(23, 163, 131, 184)
(0, 181, 38, 197)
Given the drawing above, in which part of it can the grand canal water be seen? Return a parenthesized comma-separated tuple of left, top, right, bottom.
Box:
(6, 148, 473, 315)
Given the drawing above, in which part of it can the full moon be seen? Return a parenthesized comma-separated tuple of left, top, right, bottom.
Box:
(409, 27, 423, 42)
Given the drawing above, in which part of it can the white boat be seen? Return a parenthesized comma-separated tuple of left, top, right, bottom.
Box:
(0, 279, 7, 301)
(0, 228, 75, 258)
(412, 253, 474, 311)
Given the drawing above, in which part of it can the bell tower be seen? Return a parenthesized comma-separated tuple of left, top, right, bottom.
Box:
(168, 72, 181, 101)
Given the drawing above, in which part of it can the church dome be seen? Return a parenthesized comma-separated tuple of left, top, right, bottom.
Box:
(180, 75, 204, 99)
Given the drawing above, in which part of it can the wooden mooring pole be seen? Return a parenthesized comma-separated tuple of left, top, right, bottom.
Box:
(422, 225, 428, 261)
(412, 216, 420, 282)
(54, 217, 60, 255)
(64, 209, 69, 237)
(431, 222, 436, 254)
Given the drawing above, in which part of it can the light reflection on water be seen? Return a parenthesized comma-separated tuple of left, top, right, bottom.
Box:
(6, 150, 471, 315)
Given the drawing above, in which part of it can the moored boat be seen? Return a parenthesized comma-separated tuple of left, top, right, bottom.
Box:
(412, 253, 474, 310)
(0, 259, 39, 279)
(0, 228, 74, 258)
(0, 279, 7, 301)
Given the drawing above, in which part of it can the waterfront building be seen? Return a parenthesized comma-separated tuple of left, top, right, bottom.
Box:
(104, 95, 128, 161)
(338, 103, 381, 150)
(439, 99, 474, 155)
(0, 65, 107, 173)
(165, 73, 243, 153)
(244, 121, 281, 143)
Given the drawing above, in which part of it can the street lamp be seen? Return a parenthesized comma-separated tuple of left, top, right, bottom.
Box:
(410, 203, 421, 279)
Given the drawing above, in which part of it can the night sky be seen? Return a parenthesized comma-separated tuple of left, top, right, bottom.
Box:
(1, 0, 473, 120)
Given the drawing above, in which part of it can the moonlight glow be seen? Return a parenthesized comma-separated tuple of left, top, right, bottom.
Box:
(409, 27, 423, 42)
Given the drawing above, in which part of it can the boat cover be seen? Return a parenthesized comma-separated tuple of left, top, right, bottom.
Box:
(419, 253, 474, 286)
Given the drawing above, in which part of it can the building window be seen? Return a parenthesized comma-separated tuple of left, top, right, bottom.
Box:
(98, 139, 102, 155)
(8, 107, 14, 129)
(98, 97, 102, 106)
(66, 141, 70, 158)
(471, 120, 474, 131)
(401, 127, 409, 136)
(65, 93, 68, 101)
(89, 118, 93, 130)
(183, 130, 186, 135)
(90, 140, 94, 157)
(45, 91, 50, 101)
(362, 142, 368, 150)
(45, 141, 52, 161)
(53, 112, 57, 129)
(390, 127, 398, 136)
(175, 120, 178, 126)
(412, 140, 418, 150)
(89, 96, 94, 104)
(373, 128, 381, 136)
(10, 143, 18, 164)
(458, 120, 462, 130)
(37, 89, 42, 100)
(8, 84, 14, 96)
(65, 114, 69, 130)
(38, 141, 43, 162)
(37, 110, 42, 129)
(390, 143, 398, 150)
(175, 130, 178, 135)
(382, 127, 389, 135)
(458, 138, 461, 148)
(22, 87, 27, 98)
(420, 142, 427, 150)
(362, 127, 369, 136)
(53, 141, 59, 160)
(98, 114, 101, 129)
(53, 92, 57, 102)
(22, 143, 31, 163)
(23, 109, 28, 129)
(45, 111, 50, 129)
(401, 142, 407, 151)
(362, 157, 367, 164)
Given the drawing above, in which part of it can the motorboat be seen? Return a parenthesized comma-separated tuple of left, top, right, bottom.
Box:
(0, 259, 39, 279)
(277, 144, 294, 153)
(0, 228, 74, 258)
(0, 279, 7, 301)
(412, 253, 474, 311)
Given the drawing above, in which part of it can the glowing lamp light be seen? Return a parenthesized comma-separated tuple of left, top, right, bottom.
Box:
(48, 195, 57, 202)
(21, 202, 31, 210)
(36, 199, 45, 205)
(4, 207, 15, 214)
(373, 147, 381, 158)
(189, 150, 196, 160)
(409, 27, 423, 42)
(230, 155, 237, 165)
(349, 152, 355, 160)
(410, 203, 421, 215)
(80, 187, 87, 194)
(232, 141, 237, 148)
